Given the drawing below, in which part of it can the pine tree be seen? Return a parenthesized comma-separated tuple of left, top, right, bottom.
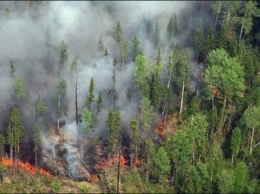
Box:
(36, 99, 48, 117)
(96, 91, 103, 115)
(0, 135, 5, 161)
(153, 22, 160, 48)
(85, 77, 95, 109)
(149, 48, 163, 110)
(7, 106, 24, 161)
(131, 36, 143, 61)
(13, 76, 26, 101)
(82, 107, 93, 134)
(129, 116, 140, 158)
(115, 21, 122, 45)
(59, 40, 69, 74)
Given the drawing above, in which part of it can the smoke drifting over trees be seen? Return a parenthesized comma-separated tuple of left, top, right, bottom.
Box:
(2, 1, 260, 192)
(0, 1, 195, 141)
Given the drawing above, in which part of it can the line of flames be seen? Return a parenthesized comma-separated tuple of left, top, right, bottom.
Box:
(95, 154, 128, 171)
(1, 157, 51, 178)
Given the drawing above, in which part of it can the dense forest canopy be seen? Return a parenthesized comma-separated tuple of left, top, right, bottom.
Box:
(0, 1, 260, 193)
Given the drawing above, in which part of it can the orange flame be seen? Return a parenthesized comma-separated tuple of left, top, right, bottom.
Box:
(95, 154, 128, 170)
(213, 89, 220, 97)
(2, 157, 51, 178)
(156, 123, 165, 137)
(89, 173, 100, 183)
(133, 157, 141, 167)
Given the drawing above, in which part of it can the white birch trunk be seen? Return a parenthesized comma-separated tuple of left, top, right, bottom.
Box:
(250, 127, 255, 155)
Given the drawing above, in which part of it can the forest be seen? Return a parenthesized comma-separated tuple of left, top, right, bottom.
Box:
(0, 1, 260, 193)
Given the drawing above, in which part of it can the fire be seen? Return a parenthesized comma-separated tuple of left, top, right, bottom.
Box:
(120, 155, 127, 167)
(156, 121, 165, 137)
(133, 157, 141, 167)
(2, 157, 51, 178)
(213, 89, 220, 97)
(95, 154, 128, 170)
(89, 173, 100, 183)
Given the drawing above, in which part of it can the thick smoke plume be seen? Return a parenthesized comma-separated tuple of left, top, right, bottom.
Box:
(0, 1, 198, 178)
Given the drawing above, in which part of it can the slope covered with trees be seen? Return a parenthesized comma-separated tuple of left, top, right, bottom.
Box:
(0, 1, 260, 193)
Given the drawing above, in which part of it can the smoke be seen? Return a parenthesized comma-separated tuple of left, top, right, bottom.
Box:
(0, 1, 201, 177)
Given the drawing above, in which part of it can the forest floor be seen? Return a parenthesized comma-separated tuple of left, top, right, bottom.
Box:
(0, 165, 101, 193)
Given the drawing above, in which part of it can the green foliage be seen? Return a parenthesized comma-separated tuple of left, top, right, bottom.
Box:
(246, 178, 259, 193)
(193, 18, 205, 60)
(129, 116, 140, 155)
(230, 127, 242, 160)
(204, 48, 245, 102)
(167, 13, 178, 41)
(217, 169, 235, 193)
(81, 184, 88, 193)
(53, 176, 62, 193)
(96, 91, 103, 115)
(188, 113, 209, 160)
(85, 77, 95, 109)
(131, 36, 143, 61)
(82, 108, 93, 133)
(149, 48, 163, 109)
(36, 99, 48, 117)
(233, 161, 249, 193)
(13, 76, 26, 100)
(0, 134, 5, 158)
(155, 147, 171, 183)
(189, 95, 202, 115)
(135, 54, 150, 97)
(57, 78, 67, 96)
(140, 97, 153, 131)
(243, 106, 260, 129)
(7, 106, 24, 159)
(106, 109, 121, 152)
(59, 40, 69, 66)
(115, 21, 122, 44)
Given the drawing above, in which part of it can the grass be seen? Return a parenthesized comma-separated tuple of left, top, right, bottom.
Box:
(0, 166, 101, 193)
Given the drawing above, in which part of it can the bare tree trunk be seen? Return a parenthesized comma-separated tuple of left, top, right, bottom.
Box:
(239, 16, 245, 45)
(179, 79, 185, 118)
(250, 127, 255, 155)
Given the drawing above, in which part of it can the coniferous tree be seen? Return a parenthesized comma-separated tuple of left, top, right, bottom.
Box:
(59, 40, 69, 74)
(96, 91, 103, 115)
(13, 76, 26, 101)
(0, 135, 5, 161)
(85, 77, 95, 109)
(153, 22, 160, 48)
(149, 48, 163, 110)
(7, 106, 24, 161)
